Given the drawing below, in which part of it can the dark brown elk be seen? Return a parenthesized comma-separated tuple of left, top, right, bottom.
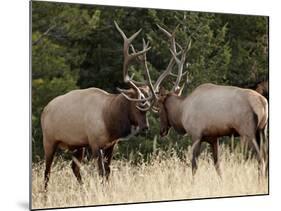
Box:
(41, 22, 155, 190)
(146, 25, 268, 176)
(238, 80, 269, 100)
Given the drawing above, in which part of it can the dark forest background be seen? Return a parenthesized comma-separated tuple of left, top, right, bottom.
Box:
(32, 1, 268, 162)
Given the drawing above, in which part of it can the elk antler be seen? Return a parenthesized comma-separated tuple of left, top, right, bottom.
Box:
(153, 24, 180, 93)
(129, 39, 159, 111)
(114, 21, 155, 110)
(134, 24, 182, 112)
(155, 24, 191, 94)
(170, 39, 191, 92)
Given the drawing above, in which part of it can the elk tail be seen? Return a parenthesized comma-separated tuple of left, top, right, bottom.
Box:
(249, 94, 268, 131)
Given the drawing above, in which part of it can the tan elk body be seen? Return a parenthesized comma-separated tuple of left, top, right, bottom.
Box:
(41, 88, 146, 153)
(159, 83, 268, 175)
(161, 84, 268, 139)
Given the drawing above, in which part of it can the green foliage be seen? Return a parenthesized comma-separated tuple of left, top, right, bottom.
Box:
(31, 1, 268, 162)
(218, 14, 268, 86)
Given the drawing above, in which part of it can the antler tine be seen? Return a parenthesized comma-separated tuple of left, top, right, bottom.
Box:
(176, 64, 190, 95)
(186, 38, 192, 53)
(134, 39, 159, 111)
(153, 24, 180, 93)
(114, 21, 142, 45)
(154, 58, 175, 93)
(157, 24, 180, 55)
(169, 34, 191, 92)
(129, 38, 159, 111)
(128, 39, 156, 109)
(170, 47, 186, 92)
(156, 24, 172, 37)
(141, 39, 157, 100)
(117, 88, 153, 102)
(156, 24, 191, 92)
(170, 70, 188, 78)
(176, 42, 183, 54)
(129, 42, 150, 80)
(114, 21, 151, 83)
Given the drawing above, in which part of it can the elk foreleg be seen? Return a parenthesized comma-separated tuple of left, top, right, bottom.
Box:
(209, 138, 221, 178)
(89, 143, 106, 178)
(98, 149, 106, 178)
(103, 144, 115, 180)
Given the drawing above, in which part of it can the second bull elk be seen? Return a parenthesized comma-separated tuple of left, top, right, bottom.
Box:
(146, 25, 269, 176)
(41, 21, 155, 190)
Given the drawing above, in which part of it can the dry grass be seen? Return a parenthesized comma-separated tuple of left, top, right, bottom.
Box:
(32, 145, 268, 209)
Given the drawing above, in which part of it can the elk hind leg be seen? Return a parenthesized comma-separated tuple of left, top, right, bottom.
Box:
(257, 128, 268, 177)
(259, 127, 268, 164)
(249, 135, 266, 177)
(71, 148, 84, 184)
(44, 141, 57, 190)
(191, 138, 202, 176)
(256, 129, 266, 161)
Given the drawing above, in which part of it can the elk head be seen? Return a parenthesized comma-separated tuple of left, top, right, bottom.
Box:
(115, 21, 157, 133)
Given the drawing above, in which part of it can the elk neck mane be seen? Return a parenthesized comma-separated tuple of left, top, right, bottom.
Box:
(164, 94, 186, 134)
(103, 94, 132, 140)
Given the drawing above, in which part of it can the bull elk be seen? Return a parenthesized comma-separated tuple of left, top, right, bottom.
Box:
(41, 21, 155, 190)
(144, 25, 269, 176)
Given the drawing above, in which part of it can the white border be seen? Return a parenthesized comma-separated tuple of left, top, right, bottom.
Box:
(0, 0, 280, 211)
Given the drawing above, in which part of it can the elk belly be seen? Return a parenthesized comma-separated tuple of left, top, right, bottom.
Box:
(201, 124, 236, 137)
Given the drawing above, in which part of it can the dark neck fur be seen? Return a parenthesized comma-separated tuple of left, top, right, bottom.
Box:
(104, 94, 132, 140)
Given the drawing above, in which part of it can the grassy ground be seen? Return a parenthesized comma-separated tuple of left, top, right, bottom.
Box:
(31, 145, 268, 209)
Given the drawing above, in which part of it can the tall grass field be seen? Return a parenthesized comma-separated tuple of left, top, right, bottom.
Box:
(32, 145, 268, 209)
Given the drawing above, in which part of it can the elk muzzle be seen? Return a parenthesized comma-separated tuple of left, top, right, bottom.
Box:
(139, 117, 149, 133)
